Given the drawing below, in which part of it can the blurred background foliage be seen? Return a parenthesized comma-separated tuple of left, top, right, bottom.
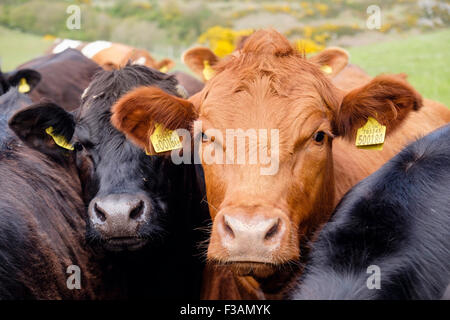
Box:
(1, 0, 448, 55)
(0, 0, 449, 104)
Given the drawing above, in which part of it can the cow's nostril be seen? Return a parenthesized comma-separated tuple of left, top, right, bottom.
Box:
(223, 215, 235, 238)
(264, 218, 280, 240)
(94, 203, 107, 222)
(129, 200, 144, 220)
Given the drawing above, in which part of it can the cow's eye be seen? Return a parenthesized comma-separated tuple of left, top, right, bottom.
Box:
(73, 142, 84, 151)
(313, 131, 325, 143)
(201, 132, 215, 143)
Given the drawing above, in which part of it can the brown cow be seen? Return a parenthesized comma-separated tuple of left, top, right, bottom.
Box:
(16, 49, 100, 111)
(48, 39, 174, 72)
(110, 29, 450, 299)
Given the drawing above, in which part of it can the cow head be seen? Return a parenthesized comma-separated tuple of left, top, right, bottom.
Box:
(9, 65, 191, 252)
(110, 30, 422, 276)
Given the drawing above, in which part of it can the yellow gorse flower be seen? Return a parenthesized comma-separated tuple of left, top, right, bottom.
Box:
(198, 26, 253, 58)
(294, 39, 325, 54)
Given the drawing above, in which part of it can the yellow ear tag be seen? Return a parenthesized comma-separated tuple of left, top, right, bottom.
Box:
(150, 123, 182, 153)
(45, 126, 74, 150)
(355, 117, 386, 151)
(18, 78, 31, 93)
(159, 66, 168, 73)
(320, 65, 333, 75)
(202, 60, 215, 81)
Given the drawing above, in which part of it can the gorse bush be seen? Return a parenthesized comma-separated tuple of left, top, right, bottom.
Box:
(5, 1, 67, 35)
(0, 0, 225, 47)
(197, 26, 253, 57)
(0, 0, 448, 57)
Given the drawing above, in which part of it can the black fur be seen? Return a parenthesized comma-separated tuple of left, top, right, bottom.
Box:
(0, 89, 100, 299)
(290, 124, 450, 300)
(75, 65, 210, 298)
(0, 89, 33, 144)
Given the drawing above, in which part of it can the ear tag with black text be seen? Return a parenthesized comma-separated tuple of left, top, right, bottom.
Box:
(150, 123, 182, 153)
(355, 117, 386, 151)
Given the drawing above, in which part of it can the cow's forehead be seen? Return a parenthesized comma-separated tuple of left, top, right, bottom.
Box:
(197, 49, 339, 132)
(199, 73, 332, 130)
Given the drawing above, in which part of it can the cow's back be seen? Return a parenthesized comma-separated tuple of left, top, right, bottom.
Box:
(90, 43, 133, 70)
(17, 49, 100, 111)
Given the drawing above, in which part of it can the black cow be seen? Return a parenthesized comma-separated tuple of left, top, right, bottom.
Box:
(0, 86, 102, 299)
(8, 64, 210, 298)
(0, 90, 35, 143)
(290, 124, 450, 300)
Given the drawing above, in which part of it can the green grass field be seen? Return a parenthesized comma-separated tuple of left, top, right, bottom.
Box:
(0, 25, 448, 106)
(0, 26, 50, 71)
(348, 29, 450, 107)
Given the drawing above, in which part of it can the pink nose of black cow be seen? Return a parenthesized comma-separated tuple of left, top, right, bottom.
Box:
(88, 194, 151, 238)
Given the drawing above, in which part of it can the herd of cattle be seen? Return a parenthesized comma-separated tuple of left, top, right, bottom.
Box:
(0, 29, 448, 300)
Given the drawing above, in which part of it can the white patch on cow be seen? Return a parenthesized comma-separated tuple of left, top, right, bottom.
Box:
(81, 86, 89, 100)
(53, 39, 82, 54)
(81, 41, 112, 58)
(176, 84, 188, 98)
(133, 57, 146, 65)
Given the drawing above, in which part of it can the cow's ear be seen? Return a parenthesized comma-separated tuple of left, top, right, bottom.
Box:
(309, 47, 349, 77)
(182, 47, 219, 82)
(156, 58, 175, 73)
(333, 74, 423, 140)
(7, 69, 41, 93)
(111, 86, 197, 155)
(9, 102, 75, 158)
